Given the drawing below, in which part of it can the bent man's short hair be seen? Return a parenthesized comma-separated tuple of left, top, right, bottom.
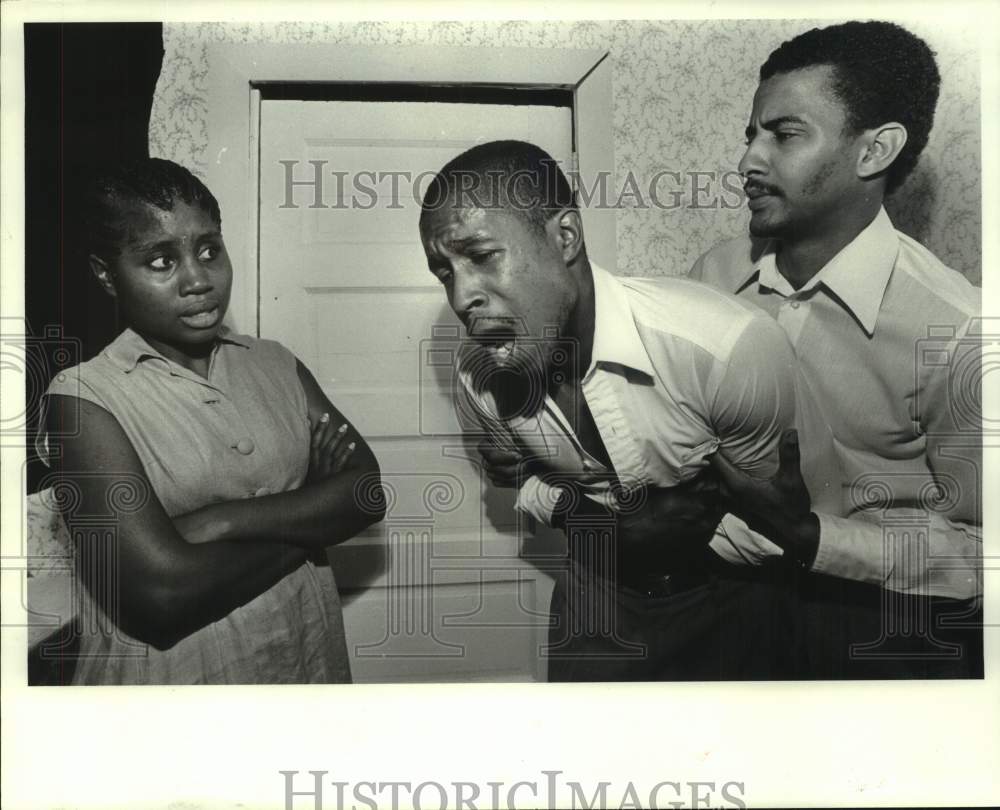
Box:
(419, 140, 577, 233)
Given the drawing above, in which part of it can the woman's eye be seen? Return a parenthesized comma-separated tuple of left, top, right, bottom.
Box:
(436, 270, 453, 284)
(470, 250, 498, 264)
(148, 256, 174, 271)
(199, 244, 219, 261)
(774, 131, 797, 142)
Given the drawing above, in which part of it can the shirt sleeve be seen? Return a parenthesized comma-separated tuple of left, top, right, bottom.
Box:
(455, 370, 565, 527)
(708, 513, 784, 565)
(687, 248, 710, 283)
(513, 474, 564, 526)
(703, 314, 799, 565)
(688, 237, 754, 290)
(809, 323, 982, 600)
(706, 312, 797, 479)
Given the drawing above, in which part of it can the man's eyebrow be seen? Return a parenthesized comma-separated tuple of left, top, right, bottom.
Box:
(445, 234, 492, 250)
(745, 115, 810, 138)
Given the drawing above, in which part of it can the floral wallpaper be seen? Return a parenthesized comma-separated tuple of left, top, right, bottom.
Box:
(150, 18, 981, 284)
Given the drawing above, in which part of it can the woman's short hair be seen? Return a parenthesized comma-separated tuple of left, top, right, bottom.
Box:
(84, 157, 221, 259)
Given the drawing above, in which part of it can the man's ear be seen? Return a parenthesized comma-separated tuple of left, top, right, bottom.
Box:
(89, 255, 117, 298)
(551, 208, 585, 264)
(857, 123, 908, 181)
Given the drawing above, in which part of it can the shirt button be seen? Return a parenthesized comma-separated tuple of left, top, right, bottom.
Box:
(234, 438, 255, 455)
(790, 300, 800, 309)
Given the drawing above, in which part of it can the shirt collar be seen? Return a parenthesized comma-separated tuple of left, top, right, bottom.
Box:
(733, 245, 769, 294)
(587, 263, 656, 379)
(457, 263, 655, 393)
(751, 207, 899, 336)
(105, 326, 250, 373)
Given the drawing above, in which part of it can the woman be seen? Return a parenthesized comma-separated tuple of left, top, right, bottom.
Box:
(37, 158, 385, 684)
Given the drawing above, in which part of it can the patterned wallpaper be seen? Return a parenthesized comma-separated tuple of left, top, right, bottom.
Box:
(150, 18, 981, 284)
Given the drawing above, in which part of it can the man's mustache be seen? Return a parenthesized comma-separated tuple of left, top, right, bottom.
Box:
(743, 180, 782, 196)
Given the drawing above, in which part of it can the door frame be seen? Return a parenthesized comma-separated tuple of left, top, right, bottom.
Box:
(204, 42, 615, 334)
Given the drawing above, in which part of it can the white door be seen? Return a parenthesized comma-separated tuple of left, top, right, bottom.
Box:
(259, 99, 572, 682)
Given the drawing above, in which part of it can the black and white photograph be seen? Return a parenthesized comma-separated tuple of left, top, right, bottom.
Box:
(2, 2, 998, 808)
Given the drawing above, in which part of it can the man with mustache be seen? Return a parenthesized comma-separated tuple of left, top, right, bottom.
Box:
(691, 21, 983, 677)
(419, 140, 805, 681)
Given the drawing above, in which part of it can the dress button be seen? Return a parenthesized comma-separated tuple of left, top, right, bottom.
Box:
(235, 438, 255, 455)
(254, 486, 271, 497)
(790, 300, 800, 309)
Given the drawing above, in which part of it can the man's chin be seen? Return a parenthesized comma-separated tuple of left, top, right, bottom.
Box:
(747, 211, 786, 238)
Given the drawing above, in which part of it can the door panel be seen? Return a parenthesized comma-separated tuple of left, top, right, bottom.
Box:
(258, 98, 572, 682)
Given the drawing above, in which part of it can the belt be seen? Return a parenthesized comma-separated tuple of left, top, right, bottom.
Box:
(566, 532, 717, 599)
(617, 567, 714, 598)
(564, 554, 715, 598)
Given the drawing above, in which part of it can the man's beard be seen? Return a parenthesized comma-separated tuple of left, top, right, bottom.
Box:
(748, 212, 785, 238)
(746, 196, 789, 238)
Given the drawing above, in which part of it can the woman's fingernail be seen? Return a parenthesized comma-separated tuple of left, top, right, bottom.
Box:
(338, 423, 348, 433)
(347, 442, 356, 451)
(319, 413, 330, 423)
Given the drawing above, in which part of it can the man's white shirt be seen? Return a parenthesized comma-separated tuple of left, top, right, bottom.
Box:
(691, 207, 982, 599)
(457, 263, 802, 559)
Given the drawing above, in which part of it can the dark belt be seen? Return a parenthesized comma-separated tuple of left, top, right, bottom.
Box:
(617, 567, 714, 598)
(566, 529, 718, 599)
(566, 553, 716, 599)
(621, 538, 720, 596)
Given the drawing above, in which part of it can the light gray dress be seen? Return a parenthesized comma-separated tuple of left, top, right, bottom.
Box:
(38, 327, 352, 684)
